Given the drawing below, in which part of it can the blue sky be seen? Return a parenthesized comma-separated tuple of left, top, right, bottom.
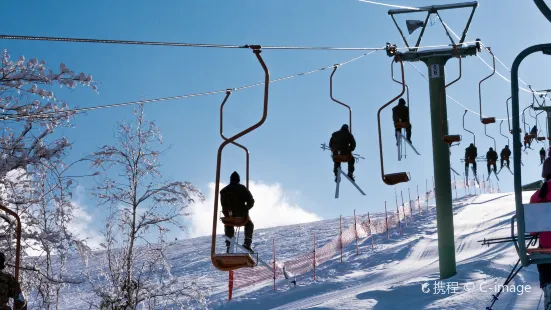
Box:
(3, 0, 551, 244)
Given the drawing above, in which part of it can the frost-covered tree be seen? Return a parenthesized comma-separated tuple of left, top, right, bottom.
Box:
(83, 104, 206, 309)
(0, 49, 98, 307)
(0, 49, 98, 178)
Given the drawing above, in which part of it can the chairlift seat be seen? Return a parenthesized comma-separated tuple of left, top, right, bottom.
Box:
(395, 121, 410, 129)
(332, 152, 353, 163)
(383, 172, 409, 185)
(528, 133, 537, 138)
(443, 135, 461, 144)
(537, 137, 546, 141)
(527, 248, 551, 254)
(212, 254, 255, 271)
(481, 117, 496, 124)
(221, 216, 249, 227)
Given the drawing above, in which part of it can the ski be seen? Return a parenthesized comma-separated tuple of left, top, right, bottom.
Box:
(335, 167, 366, 198)
(450, 167, 460, 176)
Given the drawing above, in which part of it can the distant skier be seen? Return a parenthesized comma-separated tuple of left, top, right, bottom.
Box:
(329, 124, 356, 181)
(220, 171, 255, 253)
(531, 125, 538, 136)
(500, 145, 511, 169)
(542, 147, 547, 165)
(486, 147, 498, 175)
(392, 98, 411, 143)
(465, 143, 478, 175)
(529, 178, 551, 310)
(0, 252, 26, 309)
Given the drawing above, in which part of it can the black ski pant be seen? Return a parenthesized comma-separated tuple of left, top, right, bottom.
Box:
(334, 154, 355, 177)
(500, 158, 509, 168)
(465, 161, 476, 174)
(487, 162, 497, 174)
(539, 263, 551, 288)
(395, 125, 411, 141)
(225, 217, 254, 248)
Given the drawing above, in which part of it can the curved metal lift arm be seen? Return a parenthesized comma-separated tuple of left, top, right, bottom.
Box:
(377, 57, 409, 185)
(499, 120, 509, 146)
(511, 42, 551, 267)
(330, 65, 352, 133)
(440, 56, 462, 145)
(0, 205, 21, 281)
(211, 47, 269, 271)
(463, 110, 476, 145)
(220, 90, 250, 189)
(479, 47, 496, 124)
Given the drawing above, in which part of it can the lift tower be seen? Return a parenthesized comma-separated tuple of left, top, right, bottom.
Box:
(386, 1, 479, 279)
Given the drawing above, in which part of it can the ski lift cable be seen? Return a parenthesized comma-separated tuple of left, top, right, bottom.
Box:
(0, 51, 378, 120)
(0, 34, 389, 51)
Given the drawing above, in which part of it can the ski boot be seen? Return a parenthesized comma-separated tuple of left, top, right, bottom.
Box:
(242, 244, 254, 253)
(348, 172, 355, 182)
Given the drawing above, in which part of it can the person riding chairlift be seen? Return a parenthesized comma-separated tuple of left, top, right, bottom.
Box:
(486, 147, 498, 175)
(500, 145, 511, 169)
(465, 143, 478, 175)
(329, 124, 356, 181)
(392, 98, 411, 143)
(542, 147, 547, 165)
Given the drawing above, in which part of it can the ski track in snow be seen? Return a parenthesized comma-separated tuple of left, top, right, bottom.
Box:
(54, 192, 546, 309)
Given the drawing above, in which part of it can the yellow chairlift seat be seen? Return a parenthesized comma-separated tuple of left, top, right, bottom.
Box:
(383, 172, 409, 185)
(443, 135, 461, 144)
(482, 117, 496, 124)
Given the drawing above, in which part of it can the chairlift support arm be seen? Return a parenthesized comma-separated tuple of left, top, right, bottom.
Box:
(211, 47, 269, 270)
(220, 90, 250, 189)
(463, 110, 476, 145)
(377, 57, 409, 185)
(330, 65, 353, 132)
(479, 47, 496, 124)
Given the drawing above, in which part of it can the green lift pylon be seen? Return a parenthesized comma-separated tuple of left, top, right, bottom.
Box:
(386, 1, 479, 279)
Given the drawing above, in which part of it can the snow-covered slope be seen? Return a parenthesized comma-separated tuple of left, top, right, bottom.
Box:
(60, 192, 545, 309)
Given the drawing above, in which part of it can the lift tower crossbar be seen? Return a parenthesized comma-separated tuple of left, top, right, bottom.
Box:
(386, 1, 479, 280)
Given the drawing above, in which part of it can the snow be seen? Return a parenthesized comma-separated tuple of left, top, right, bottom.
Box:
(55, 191, 547, 309)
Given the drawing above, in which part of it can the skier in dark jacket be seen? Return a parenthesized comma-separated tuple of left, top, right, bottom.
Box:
(486, 147, 498, 174)
(0, 252, 26, 309)
(465, 143, 478, 174)
(329, 124, 356, 181)
(531, 125, 538, 136)
(392, 98, 411, 143)
(542, 147, 547, 165)
(220, 171, 255, 252)
(500, 145, 511, 168)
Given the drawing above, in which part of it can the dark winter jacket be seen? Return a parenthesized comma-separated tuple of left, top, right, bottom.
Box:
(220, 181, 255, 217)
(486, 150, 498, 162)
(465, 145, 477, 159)
(531, 126, 538, 135)
(500, 147, 511, 158)
(541, 149, 546, 157)
(0, 271, 25, 309)
(392, 104, 409, 123)
(329, 129, 356, 153)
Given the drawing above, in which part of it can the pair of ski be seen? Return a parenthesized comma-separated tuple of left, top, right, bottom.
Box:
(496, 165, 514, 176)
(396, 132, 420, 161)
(465, 166, 480, 188)
(224, 235, 297, 287)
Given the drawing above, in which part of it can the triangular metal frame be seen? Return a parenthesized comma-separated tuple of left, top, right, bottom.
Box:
(388, 1, 478, 52)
